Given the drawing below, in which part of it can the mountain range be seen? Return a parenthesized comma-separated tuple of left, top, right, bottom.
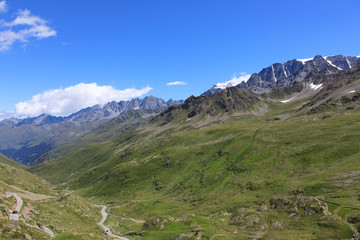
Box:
(0, 53, 359, 239)
(0, 96, 183, 165)
(1, 54, 359, 167)
(28, 58, 360, 239)
(203, 54, 360, 95)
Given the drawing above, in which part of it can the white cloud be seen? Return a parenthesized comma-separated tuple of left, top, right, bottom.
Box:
(0, 0, 7, 13)
(13, 83, 153, 117)
(0, 9, 56, 51)
(166, 81, 187, 86)
(0, 110, 15, 120)
(213, 72, 251, 90)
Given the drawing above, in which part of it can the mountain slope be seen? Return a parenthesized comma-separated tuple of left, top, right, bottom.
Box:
(0, 153, 25, 169)
(0, 154, 50, 193)
(0, 96, 182, 165)
(30, 66, 360, 239)
(33, 108, 163, 165)
(152, 88, 263, 127)
(298, 63, 360, 115)
(0, 152, 116, 239)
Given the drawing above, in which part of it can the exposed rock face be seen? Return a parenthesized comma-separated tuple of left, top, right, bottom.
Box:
(173, 233, 194, 240)
(243, 56, 344, 94)
(153, 87, 262, 126)
(269, 196, 330, 216)
(229, 208, 268, 238)
(174, 213, 195, 222)
(209, 211, 230, 218)
(66, 96, 183, 124)
(143, 216, 174, 230)
(270, 220, 284, 230)
(204, 55, 360, 95)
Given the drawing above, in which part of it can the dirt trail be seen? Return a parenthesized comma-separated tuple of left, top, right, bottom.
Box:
(1, 181, 53, 200)
(98, 205, 129, 240)
(5, 191, 55, 237)
(109, 207, 144, 224)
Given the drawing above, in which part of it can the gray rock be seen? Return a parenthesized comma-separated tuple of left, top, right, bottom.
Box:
(173, 233, 193, 240)
(143, 216, 174, 230)
(229, 208, 268, 237)
(269, 196, 330, 216)
(270, 220, 284, 230)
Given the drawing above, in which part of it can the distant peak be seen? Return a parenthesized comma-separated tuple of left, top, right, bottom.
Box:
(143, 95, 156, 99)
(203, 53, 360, 96)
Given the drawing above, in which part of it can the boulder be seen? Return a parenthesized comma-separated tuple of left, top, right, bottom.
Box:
(143, 216, 174, 230)
(229, 208, 268, 237)
(270, 220, 284, 230)
(269, 196, 329, 216)
(173, 233, 193, 240)
(347, 214, 360, 224)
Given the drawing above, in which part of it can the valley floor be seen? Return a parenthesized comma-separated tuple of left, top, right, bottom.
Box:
(29, 104, 360, 239)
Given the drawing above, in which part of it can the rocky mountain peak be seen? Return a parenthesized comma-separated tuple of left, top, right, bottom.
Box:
(203, 54, 360, 95)
(0, 96, 183, 165)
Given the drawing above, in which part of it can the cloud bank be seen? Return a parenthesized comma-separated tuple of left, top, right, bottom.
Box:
(0, 0, 7, 13)
(214, 72, 251, 89)
(0, 110, 14, 120)
(166, 81, 187, 86)
(0, 8, 56, 51)
(14, 83, 152, 117)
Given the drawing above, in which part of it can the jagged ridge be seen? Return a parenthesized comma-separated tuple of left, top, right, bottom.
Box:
(0, 96, 183, 165)
(204, 54, 360, 95)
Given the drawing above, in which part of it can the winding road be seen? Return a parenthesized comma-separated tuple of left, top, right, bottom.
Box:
(98, 205, 129, 240)
(6, 192, 22, 220)
(6, 192, 54, 237)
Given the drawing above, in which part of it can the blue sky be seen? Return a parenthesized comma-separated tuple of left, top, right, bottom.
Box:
(1, 0, 359, 118)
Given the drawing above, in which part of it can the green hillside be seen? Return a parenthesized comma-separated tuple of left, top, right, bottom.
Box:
(0, 153, 26, 169)
(34, 109, 161, 165)
(30, 75, 360, 239)
(0, 153, 112, 239)
(0, 153, 51, 194)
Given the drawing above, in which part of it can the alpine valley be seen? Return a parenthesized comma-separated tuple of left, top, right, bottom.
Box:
(1, 54, 360, 240)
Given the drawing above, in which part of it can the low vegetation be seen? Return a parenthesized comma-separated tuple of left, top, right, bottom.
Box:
(31, 85, 360, 239)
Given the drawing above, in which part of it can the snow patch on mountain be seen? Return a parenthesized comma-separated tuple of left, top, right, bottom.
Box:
(346, 58, 352, 68)
(281, 97, 295, 103)
(271, 65, 277, 82)
(325, 57, 343, 70)
(297, 58, 313, 64)
(282, 65, 288, 78)
(310, 83, 323, 90)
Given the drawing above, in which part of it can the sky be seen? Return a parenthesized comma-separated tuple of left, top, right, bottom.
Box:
(0, 0, 359, 118)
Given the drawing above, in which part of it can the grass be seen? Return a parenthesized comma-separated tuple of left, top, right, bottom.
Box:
(0, 153, 26, 169)
(0, 220, 51, 239)
(0, 154, 110, 239)
(28, 94, 360, 239)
